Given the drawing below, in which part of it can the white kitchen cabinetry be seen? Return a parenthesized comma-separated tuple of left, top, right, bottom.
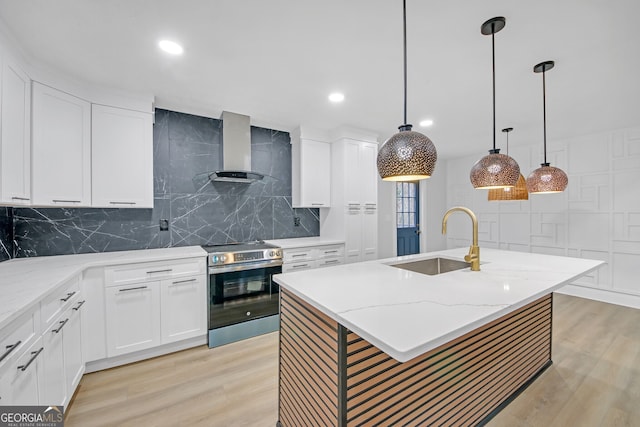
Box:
(160, 275, 207, 343)
(92, 104, 153, 208)
(31, 82, 91, 207)
(64, 298, 85, 398)
(105, 281, 161, 357)
(40, 312, 67, 406)
(104, 257, 206, 357)
(0, 56, 31, 205)
(282, 244, 345, 272)
(321, 132, 379, 263)
(0, 337, 44, 405)
(291, 128, 331, 208)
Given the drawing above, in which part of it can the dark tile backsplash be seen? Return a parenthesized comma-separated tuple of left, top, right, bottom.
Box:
(3, 109, 318, 259)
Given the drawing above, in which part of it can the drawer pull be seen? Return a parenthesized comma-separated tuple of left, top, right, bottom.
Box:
(52, 199, 81, 203)
(72, 300, 86, 311)
(292, 264, 309, 269)
(146, 269, 173, 274)
(17, 347, 43, 372)
(60, 291, 76, 302)
(311, 203, 324, 206)
(171, 278, 197, 285)
(109, 201, 137, 205)
(52, 318, 69, 334)
(119, 286, 148, 292)
(0, 340, 22, 363)
(325, 259, 340, 264)
(324, 250, 339, 254)
(11, 196, 30, 201)
(291, 254, 308, 258)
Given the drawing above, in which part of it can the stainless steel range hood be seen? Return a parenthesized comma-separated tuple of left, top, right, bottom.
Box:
(209, 111, 264, 184)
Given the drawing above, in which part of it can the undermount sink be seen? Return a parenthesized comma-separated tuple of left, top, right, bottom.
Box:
(390, 257, 471, 276)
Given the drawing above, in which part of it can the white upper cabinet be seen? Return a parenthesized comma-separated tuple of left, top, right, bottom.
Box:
(0, 56, 31, 205)
(31, 82, 91, 207)
(91, 104, 153, 208)
(292, 127, 331, 208)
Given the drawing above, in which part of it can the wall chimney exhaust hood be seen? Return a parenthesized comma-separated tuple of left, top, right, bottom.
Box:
(208, 111, 265, 184)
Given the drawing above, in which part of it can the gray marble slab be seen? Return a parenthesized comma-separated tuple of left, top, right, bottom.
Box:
(0, 208, 12, 262)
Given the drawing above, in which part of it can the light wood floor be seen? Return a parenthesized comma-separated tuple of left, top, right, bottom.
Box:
(65, 294, 640, 426)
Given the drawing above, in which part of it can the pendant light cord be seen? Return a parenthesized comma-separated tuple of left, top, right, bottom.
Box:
(402, 0, 408, 125)
(492, 25, 496, 150)
(542, 69, 547, 164)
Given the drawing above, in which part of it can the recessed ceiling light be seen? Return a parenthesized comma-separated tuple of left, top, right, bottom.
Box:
(419, 119, 434, 127)
(158, 40, 183, 55)
(328, 92, 345, 103)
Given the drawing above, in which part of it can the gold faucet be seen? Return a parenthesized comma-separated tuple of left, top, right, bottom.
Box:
(442, 206, 480, 271)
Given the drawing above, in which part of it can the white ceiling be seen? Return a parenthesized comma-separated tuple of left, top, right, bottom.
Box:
(0, 0, 638, 159)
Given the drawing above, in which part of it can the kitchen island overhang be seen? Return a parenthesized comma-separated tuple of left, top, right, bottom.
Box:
(273, 248, 604, 426)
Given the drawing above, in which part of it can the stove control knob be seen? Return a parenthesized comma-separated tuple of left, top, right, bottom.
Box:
(221, 255, 226, 262)
(269, 250, 275, 257)
(276, 250, 282, 257)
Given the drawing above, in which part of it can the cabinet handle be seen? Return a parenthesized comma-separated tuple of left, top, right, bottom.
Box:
(119, 285, 148, 292)
(324, 259, 340, 264)
(109, 201, 137, 205)
(146, 269, 172, 274)
(60, 291, 76, 302)
(291, 263, 309, 269)
(52, 318, 69, 334)
(52, 199, 81, 203)
(11, 196, 30, 201)
(0, 340, 21, 363)
(324, 250, 338, 254)
(291, 254, 308, 258)
(17, 347, 43, 372)
(72, 300, 86, 311)
(311, 203, 324, 206)
(365, 203, 377, 206)
(171, 278, 197, 285)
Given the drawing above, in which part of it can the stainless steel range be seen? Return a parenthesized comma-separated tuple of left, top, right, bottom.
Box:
(203, 241, 283, 348)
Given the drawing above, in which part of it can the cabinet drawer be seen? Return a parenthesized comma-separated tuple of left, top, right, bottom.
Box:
(282, 260, 317, 273)
(283, 248, 314, 263)
(0, 336, 43, 405)
(105, 258, 206, 287)
(0, 309, 37, 370)
(315, 244, 344, 259)
(317, 258, 343, 268)
(41, 275, 80, 328)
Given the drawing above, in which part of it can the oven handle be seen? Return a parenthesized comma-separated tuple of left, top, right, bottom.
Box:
(209, 259, 283, 275)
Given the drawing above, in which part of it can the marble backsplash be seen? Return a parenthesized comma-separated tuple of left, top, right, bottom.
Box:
(5, 109, 319, 258)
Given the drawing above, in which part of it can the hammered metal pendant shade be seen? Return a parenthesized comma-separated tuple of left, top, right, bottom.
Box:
(488, 173, 529, 201)
(526, 164, 568, 193)
(470, 150, 520, 189)
(377, 126, 437, 181)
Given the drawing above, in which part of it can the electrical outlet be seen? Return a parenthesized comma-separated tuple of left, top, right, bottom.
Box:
(293, 217, 301, 227)
(159, 219, 169, 231)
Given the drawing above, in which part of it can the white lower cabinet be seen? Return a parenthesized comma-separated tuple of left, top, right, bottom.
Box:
(282, 244, 345, 272)
(161, 276, 207, 343)
(0, 336, 44, 405)
(64, 299, 85, 395)
(105, 282, 161, 357)
(40, 314, 67, 406)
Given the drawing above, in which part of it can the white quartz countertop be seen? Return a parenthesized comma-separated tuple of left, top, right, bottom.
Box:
(265, 237, 345, 249)
(0, 246, 207, 330)
(273, 247, 605, 363)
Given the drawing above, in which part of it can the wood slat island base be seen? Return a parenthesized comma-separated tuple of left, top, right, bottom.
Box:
(277, 289, 553, 427)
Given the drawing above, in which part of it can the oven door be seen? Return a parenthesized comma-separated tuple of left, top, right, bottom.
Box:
(208, 260, 282, 329)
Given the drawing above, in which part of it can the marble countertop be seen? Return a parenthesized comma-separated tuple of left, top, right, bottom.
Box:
(273, 247, 605, 363)
(0, 246, 207, 330)
(265, 236, 345, 249)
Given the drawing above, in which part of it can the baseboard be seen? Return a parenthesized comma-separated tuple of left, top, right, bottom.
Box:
(85, 335, 207, 373)
(557, 284, 640, 310)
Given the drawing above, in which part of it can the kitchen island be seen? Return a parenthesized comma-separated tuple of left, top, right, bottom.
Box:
(273, 247, 604, 426)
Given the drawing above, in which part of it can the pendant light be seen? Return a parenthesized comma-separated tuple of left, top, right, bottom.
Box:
(488, 128, 529, 201)
(469, 17, 520, 189)
(377, 0, 437, 181)
(526, 60, 568, 194)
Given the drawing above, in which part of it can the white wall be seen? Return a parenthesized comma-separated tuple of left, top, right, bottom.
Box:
(445, 125, 640, 308)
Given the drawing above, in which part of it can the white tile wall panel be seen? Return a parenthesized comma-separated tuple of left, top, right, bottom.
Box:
(444, 125, 640, 300)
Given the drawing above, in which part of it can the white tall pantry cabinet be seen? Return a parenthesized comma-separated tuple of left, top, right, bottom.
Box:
(321, 130, 379, 263)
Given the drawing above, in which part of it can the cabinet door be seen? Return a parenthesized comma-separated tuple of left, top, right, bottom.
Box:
(160, 275, 206, 344)
(91, 105, 153, 208)
(63, 300, 85, 401)
(345, 207, 362, 263)
(0, 57, 31, 205)
(294, 139, 330, 207)
(32, 82, 91, 206)
(0, 337, 43, 405)
(40, 317, 67, 406)
(105, 281, 161, 357)
(344, 140, 361, 205)
(360, 142, 378, 207)
(362, 207, 378, 261)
